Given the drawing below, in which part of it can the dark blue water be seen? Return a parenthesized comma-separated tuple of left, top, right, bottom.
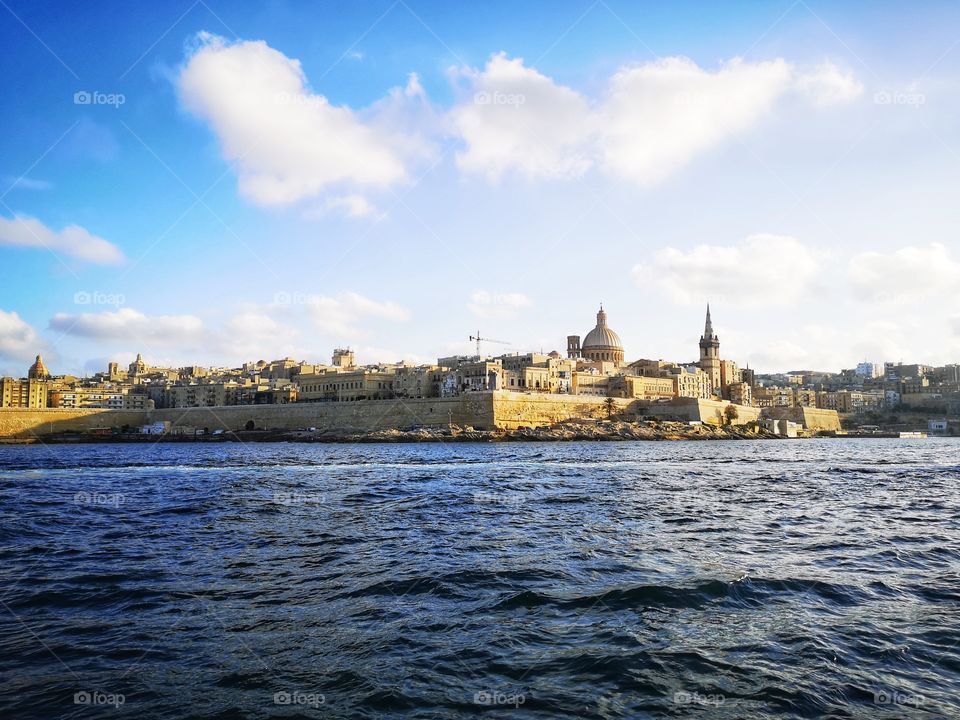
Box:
(1, 439, 959, 719)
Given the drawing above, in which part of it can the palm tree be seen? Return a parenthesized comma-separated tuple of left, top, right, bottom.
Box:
(604, 397, 616, 419)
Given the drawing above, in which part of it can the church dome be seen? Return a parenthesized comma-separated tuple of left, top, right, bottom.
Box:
(582, 307, 623, 350)
(580, 306, 624, 365)
(28, 354, 49, 380)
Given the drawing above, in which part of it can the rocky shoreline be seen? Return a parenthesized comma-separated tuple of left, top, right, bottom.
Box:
(17, 419, 788, 444)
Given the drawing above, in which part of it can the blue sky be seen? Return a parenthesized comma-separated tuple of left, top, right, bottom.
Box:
(2, 0, 960, 376)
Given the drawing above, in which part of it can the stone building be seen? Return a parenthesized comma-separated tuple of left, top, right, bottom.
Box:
(393, 365, 442, 399)
(500, 353, 573, 394)
(1, 377, 48, 408)
(297, 368, 399, 401)
(332, 348, 355, 369)
(629, 359, 712, 399)
(1, 356, 51, 408)
(610, 374, 676, 400)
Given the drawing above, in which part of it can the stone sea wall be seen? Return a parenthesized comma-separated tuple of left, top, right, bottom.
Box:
(0, 408, 147, 439)
(764, 406, 842, 432)
(491, 392, 632, 429)
(641, 398, 762, 426)
(0, 391, 840, 438)
(147, 396, 494, 433)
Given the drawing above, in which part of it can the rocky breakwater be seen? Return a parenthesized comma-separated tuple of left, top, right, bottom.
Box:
(322, 419, 780, 443)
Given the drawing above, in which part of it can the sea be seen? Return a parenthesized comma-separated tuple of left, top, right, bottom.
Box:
(0, 439, 958, 719)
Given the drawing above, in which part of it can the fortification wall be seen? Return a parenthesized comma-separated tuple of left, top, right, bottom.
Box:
(0, 408, 148, 439)
(641, 398, 762, 426)
(491, 391, 632, 429)
(764, 406, 841, 431)
(0, 393, 840, 437)
(147, 395, 496, 433)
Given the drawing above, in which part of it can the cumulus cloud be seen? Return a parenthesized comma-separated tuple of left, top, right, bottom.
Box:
(451, 54, 861, 184)
(600, 57, 793, 185)
(0, 310, 40, 362)
(451, 53, 594, 181)
(179, 33, 409, 207)
(48, 308, 204, 343)
(0, 215, 124, 264)
(633, 234, 822, 305)
(467, 290, 533, 318)
(219, 306, 304, 359)
(177, 35, 861, 202)
(795, 61, 864, 107)
(850, 243, 960, 304)
(304, 292, 409, 338)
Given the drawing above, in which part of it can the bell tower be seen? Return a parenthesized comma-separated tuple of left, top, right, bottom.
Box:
(698, 304, 721, 394)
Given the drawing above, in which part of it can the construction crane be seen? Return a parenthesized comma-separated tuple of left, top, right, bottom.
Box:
(469, 331, 510, 357)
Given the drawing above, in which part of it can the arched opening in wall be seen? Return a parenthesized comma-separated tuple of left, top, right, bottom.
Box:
(244, 420, 255, 431)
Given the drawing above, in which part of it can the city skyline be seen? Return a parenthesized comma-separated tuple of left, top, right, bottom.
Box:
(1, 300, 948, 380)
(3, 1, 960, 376)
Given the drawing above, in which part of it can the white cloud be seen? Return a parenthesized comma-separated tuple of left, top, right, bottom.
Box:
(305, 292, 409, 338)
(179, 33, 409, 207)
(745, 321, 911, 373)
(795, 61, 864, 107)
(600, 57, 793, 185)
(48, 308, 204, 343)
(450, 54, 860, 185)
(0, 310, 40, 362)
(633, 234, 822, 305)
(451, 53, 594, 181)
(467, 290, 533, 318)
(316, 194, 381, 219)
(850, 243, 960, 304)
(0, 215, 123, 264)
(177, 38, 860, 198)
(219, 306, 305, 359)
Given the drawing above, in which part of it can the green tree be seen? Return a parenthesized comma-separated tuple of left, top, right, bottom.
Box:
(723, 404, 738, 425)
(604, 397, 616, 419)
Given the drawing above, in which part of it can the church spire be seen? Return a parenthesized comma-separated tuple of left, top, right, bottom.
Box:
(703, 303, 715, 339)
